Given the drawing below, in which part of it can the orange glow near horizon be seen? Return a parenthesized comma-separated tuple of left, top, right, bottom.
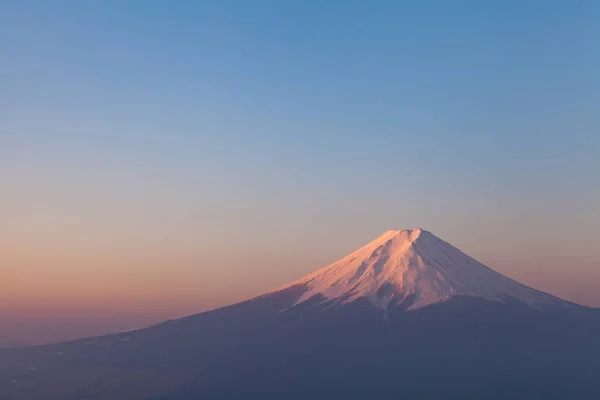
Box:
(4, 228, 600, 321)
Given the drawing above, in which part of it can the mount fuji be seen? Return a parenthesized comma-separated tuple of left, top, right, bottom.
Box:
(2, 229, 600, 400)
(275, 229, 570, 311)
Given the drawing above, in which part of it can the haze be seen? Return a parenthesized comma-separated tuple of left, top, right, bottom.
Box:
(2, 1, 599, 346)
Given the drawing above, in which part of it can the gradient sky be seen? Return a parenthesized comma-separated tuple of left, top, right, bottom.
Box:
(2, 1, 600, 336)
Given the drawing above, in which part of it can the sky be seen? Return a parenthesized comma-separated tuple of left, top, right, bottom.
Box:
(1, 1, 600, 343)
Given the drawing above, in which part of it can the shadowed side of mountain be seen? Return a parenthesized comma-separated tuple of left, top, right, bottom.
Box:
(150, 296, 600, 400)
(2, 293, 600, 400)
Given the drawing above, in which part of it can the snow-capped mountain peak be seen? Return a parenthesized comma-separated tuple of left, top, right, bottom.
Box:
(277, 229, 567, 311)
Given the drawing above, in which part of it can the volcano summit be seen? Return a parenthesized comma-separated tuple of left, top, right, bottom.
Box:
(276, 229, 569, 311)
(2, 229, 600, 400)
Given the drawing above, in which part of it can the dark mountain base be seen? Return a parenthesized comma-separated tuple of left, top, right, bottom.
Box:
(2, 288, 600, 400)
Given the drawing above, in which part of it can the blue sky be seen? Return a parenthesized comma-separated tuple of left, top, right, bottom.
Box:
(2, 1, 600, 312)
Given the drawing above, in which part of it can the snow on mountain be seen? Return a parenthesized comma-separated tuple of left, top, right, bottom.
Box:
(276, 229, 569, 311)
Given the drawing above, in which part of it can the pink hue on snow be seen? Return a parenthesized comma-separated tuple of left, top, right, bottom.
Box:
(276, 229, 568, 311)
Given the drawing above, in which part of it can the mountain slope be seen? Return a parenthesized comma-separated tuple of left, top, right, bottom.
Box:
(2, 229, 600, 400)
(276, 229, 569, 310)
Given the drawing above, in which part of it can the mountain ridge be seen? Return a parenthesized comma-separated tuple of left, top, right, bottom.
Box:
(2, 229, 600, 400)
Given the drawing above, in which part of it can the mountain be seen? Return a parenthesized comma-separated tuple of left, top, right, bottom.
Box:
(2, 229, 600, 400)
(275, 229, 569, 311)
